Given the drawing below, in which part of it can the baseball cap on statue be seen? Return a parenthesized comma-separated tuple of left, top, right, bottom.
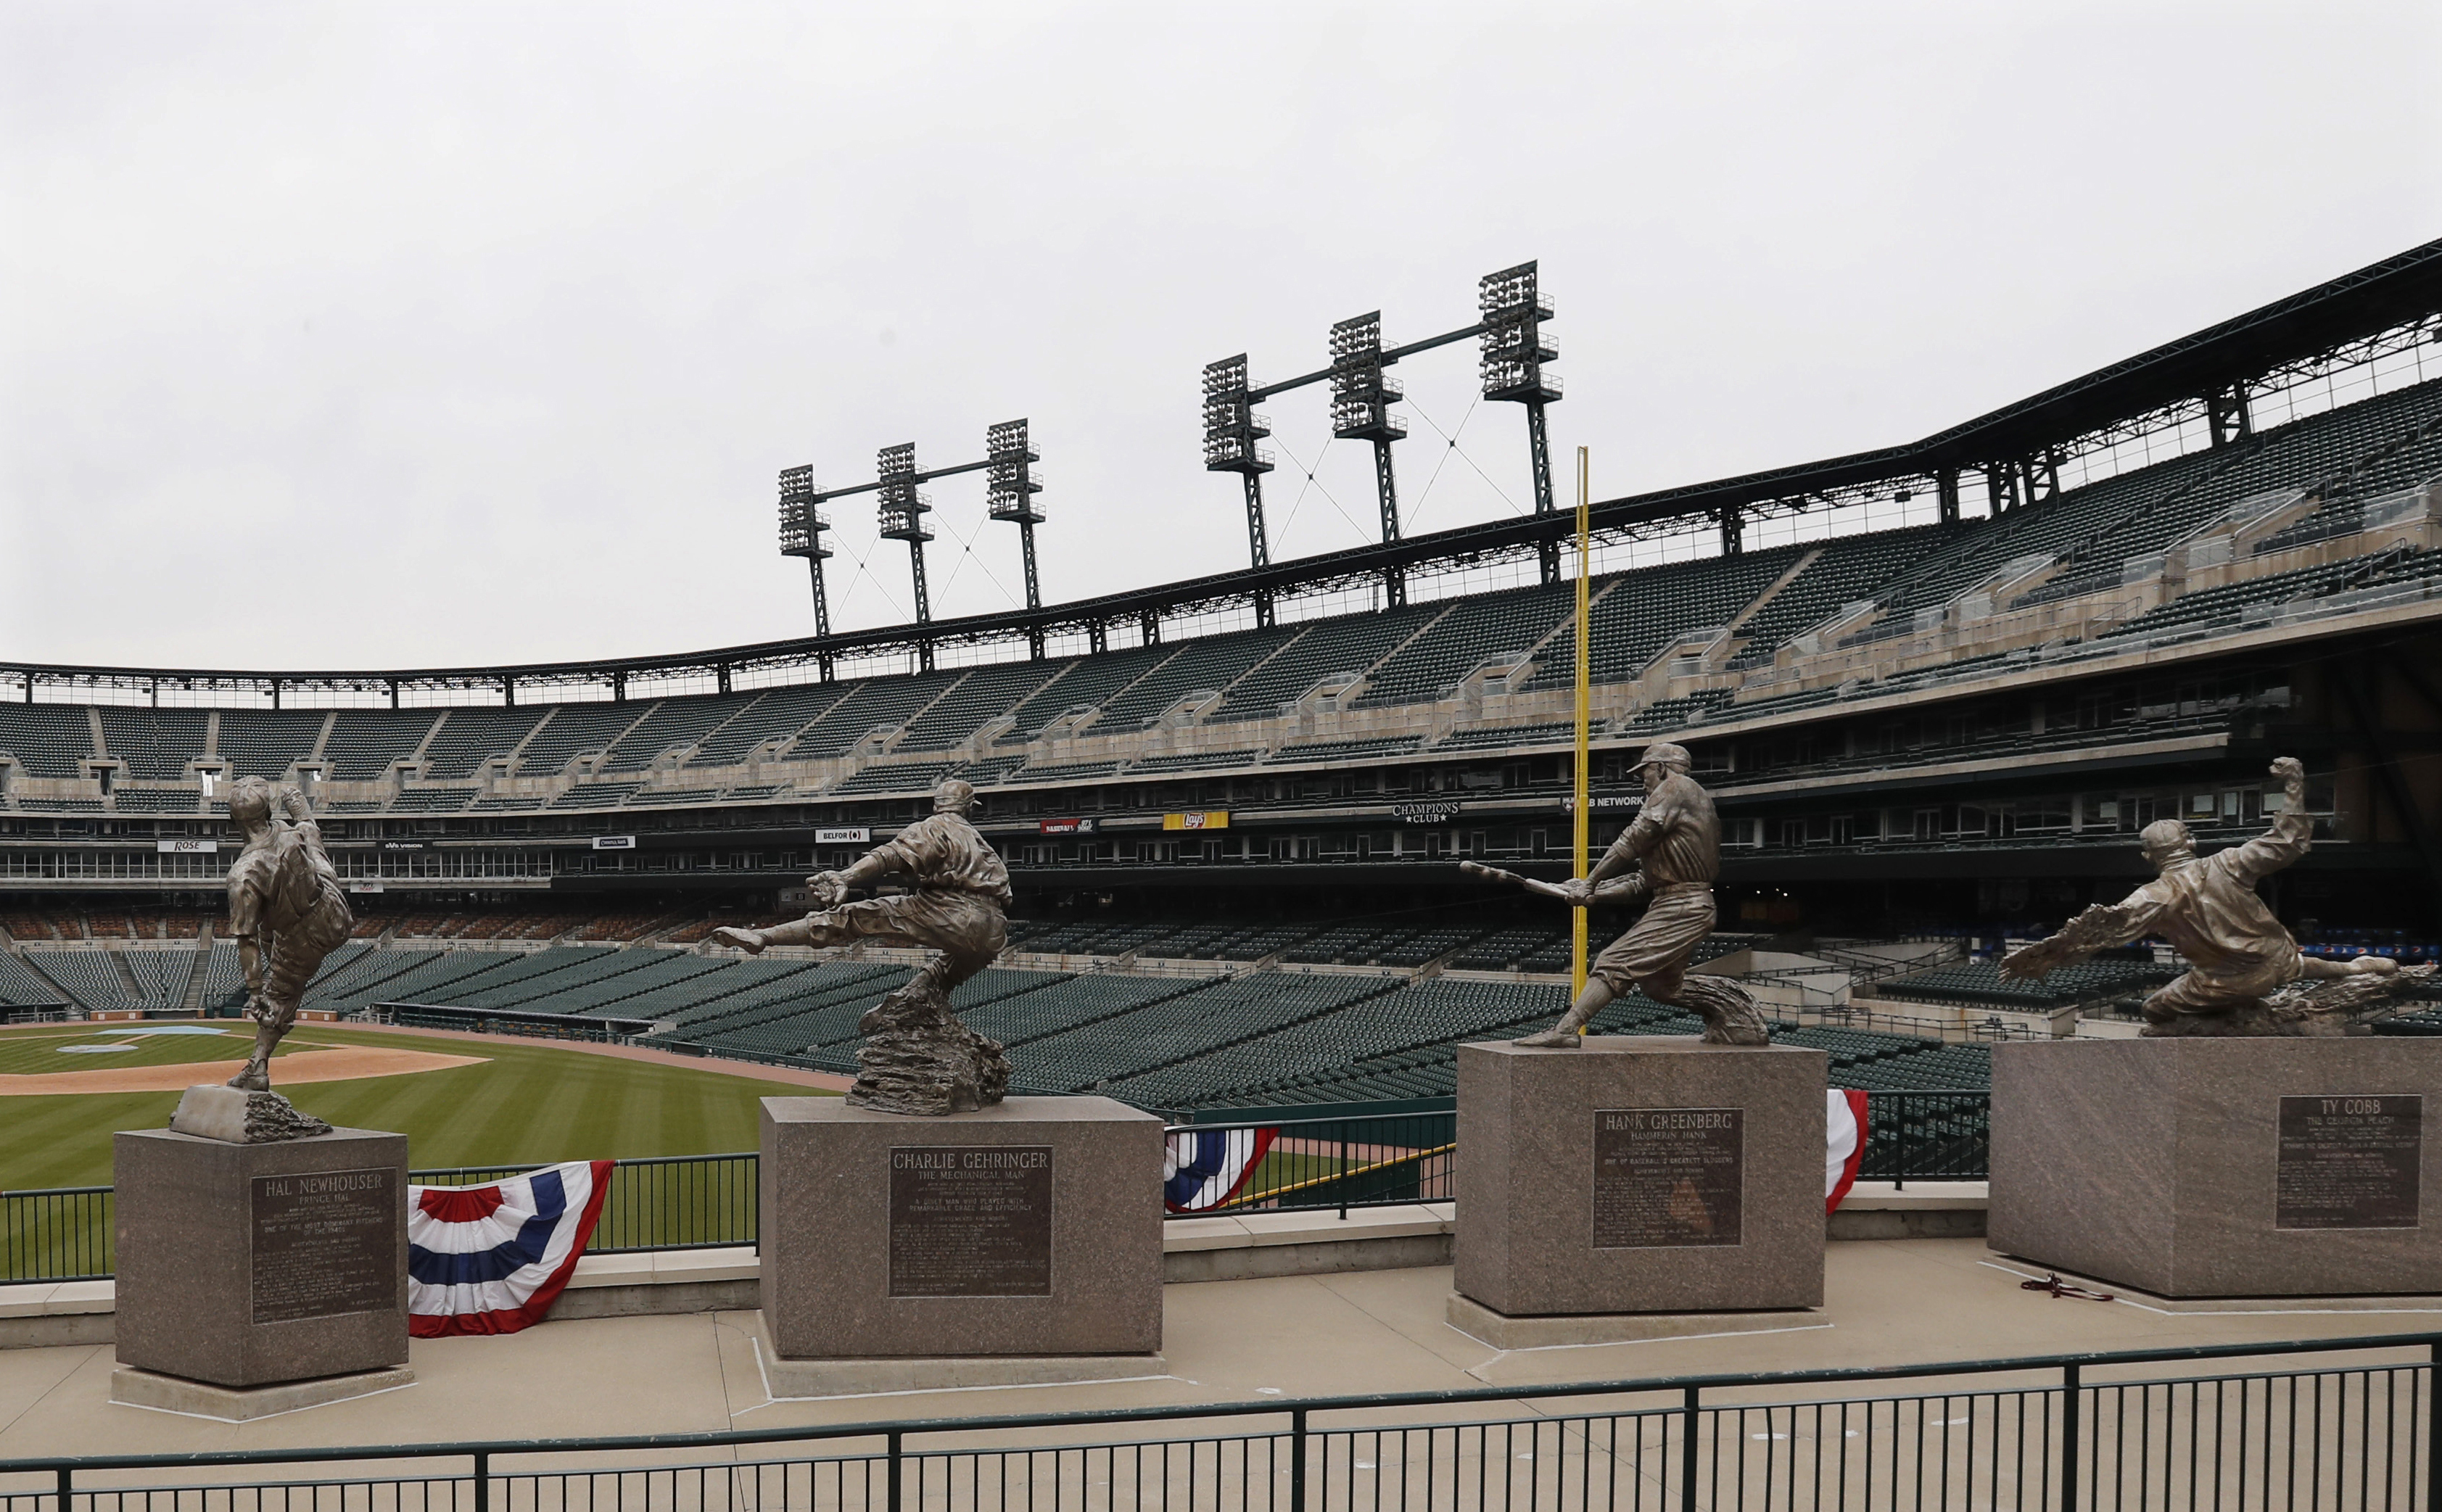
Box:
(1633, 742, 1692, 772)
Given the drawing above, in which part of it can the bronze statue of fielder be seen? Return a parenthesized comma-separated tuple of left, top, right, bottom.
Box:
(1465, 741, 1769, 1046)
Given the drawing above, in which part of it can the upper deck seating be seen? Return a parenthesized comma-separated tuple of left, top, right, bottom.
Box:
(517, 703, 650, 777)
(1725, 524, 1958, 667)
(1357, 584, 1575, 708)
(596, 694, 759, 773)
(1525, 548, 1803, 692)
(97, 708, 208, 780)
(999, 645, 1175, 740)
(896, 661, 1069, 751)
(1218, 604, 1440, 718)
(688, 685, 859, 768)
(420, 708, 545, 780)
(216, 710, 329, 780)
(0, 706, 96, 778)
(1092, 628, 1299, 730)
(785, 673, 963, 759)
(322, 711, 442, 780)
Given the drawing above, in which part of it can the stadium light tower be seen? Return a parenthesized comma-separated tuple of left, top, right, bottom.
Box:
(775, 465, 834, 637)
(986, 418, 1047, 657)
(1329, 312, 1408, 607)
(1477, 262, 1564, 581)
(1203, 355, 1277, 626)
(876, 442, 936, 670)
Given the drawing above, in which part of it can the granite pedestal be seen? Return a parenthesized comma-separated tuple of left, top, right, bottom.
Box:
(1451, 1038, 1827, 1342)
(1991, 1037, 2442, 1299)
(759, 1096, 1163, 1394)
(111, 1124, 411, 1415)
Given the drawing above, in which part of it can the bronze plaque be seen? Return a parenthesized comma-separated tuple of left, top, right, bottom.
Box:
(888, 1145, 1054, 1297)
(248, 1168, 399, 1325)
(2277, 1095, 2422, 1231)
(1593, 1107, 1743, 1249)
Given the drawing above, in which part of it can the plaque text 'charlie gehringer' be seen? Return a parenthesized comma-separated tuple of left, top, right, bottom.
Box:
(888, 1146, 1054, 1297)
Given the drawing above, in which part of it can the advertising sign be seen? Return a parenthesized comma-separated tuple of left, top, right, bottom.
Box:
(1161, 811, 1229, 831)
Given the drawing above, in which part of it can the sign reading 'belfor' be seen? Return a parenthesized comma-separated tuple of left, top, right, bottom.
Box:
(886, 1146, 1054, 1297)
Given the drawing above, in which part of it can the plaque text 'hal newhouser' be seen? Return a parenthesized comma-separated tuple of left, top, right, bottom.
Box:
(249, 1168, 399, 1325)
(888, 1146, 1054, 1297)
(1593, 1107, 1744, 1249)
(2277, 1095, 2422, 1231)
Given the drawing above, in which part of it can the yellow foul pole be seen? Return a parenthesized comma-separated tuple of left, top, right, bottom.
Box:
(1571, 447, 1593, 1000)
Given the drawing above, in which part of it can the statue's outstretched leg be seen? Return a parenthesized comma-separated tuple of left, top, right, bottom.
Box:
(1517, 978, 1614, 1048)
(714, 912, 854, 954)
(2298, 954, 2400, 982)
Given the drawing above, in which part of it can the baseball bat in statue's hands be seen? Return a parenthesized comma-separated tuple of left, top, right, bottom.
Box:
(1459, 859, 1575, 899)
(1459, 859, 1645, 906)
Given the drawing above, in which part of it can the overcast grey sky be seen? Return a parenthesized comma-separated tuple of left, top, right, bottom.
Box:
(4, 2, 2435, 674)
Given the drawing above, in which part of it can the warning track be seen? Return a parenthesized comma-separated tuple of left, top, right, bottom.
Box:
(0, 1044, 489, 1096)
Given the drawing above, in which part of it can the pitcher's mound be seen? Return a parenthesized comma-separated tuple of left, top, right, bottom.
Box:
(0, 1044, 487, 1096)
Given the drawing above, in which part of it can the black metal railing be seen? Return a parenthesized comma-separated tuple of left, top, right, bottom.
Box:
(0, 1186, 110, 1283)
(408, 1152, 757, 1254)
(2, 1152, 759, 1284)
(1, 1334, 2433, 1511)
(1166, 1091, 1991, 1219)
(1858, 1090, 1990, 1183)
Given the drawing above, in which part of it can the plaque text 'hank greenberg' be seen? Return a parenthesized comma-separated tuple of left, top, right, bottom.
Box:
(888, 1146, 1054, 1297)
(249, 1168, 398, 1325)
(1593, 1108, 1744, 1249)
(2277, 1095, 2422, 1231)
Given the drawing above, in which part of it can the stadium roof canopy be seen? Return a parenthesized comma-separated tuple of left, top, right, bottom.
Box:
(11, 239, 2441, 703)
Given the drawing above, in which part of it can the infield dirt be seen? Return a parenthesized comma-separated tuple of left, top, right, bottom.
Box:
(0, 1044, 487, 1096)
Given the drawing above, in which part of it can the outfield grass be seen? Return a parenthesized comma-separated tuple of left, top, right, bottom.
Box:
(1, 1023, 825, 1191)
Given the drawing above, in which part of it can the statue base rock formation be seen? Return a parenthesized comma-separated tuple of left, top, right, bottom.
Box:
(846, 978, 1014, 1117)
(168, 1083, 334, 1144)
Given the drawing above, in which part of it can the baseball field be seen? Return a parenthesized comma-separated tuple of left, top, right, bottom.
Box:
(0, 1020, 815, 1191)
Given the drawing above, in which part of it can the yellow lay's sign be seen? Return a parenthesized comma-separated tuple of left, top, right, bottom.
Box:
(1162, 811, 1230, 831)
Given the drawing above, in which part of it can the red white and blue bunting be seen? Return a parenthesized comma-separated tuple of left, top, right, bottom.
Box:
(1826, 1088, 1869, 1214)
(407, 1160, 613, 1337)
(1163, 1126, 1276, 1213)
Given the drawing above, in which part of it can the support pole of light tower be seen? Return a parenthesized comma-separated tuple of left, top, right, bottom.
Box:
(987, 418, 1047, 658)
(1479, 262, 1563, 582)
(1202, 355, 1277, 627)
(776, 465, 836, 681)
(1329, 312, 1408, 608)
(875, 442, 936, 672)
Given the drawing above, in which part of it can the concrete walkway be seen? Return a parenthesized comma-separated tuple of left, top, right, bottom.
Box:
(5, 1239, 2439, 1462)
